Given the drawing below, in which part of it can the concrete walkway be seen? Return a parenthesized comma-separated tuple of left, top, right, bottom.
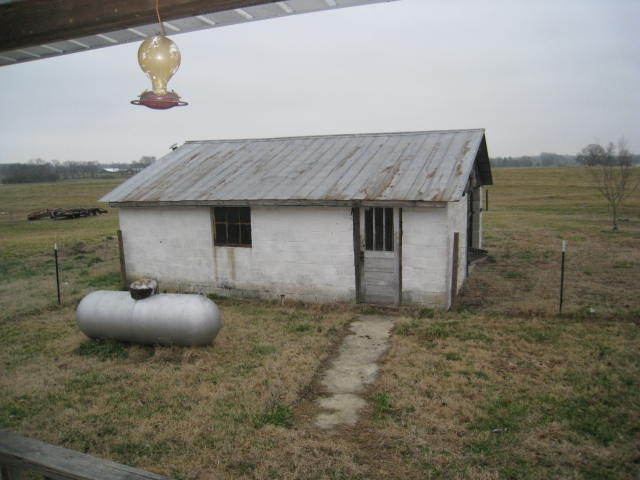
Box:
(315, 315, 394, 429)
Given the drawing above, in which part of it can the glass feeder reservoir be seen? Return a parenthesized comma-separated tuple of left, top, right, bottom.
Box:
(131, 35, 188, 110)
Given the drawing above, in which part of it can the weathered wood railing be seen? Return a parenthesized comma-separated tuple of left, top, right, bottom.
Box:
(0, 430, 174, 480)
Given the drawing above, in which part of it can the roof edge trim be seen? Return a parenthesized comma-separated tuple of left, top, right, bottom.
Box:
(106, 199, 448, 208)
(183, 128, 487, 145)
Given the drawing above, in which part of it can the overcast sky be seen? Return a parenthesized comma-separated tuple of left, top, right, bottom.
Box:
(0, 0, 638, 164)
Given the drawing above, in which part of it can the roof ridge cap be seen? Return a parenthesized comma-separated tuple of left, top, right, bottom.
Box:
(184, 128, 485, 144)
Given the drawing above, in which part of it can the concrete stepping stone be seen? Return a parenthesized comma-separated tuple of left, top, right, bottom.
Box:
(315, 315, 394, 429)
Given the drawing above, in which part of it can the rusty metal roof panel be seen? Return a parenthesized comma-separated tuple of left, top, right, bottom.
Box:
(101, 129, 491, 204)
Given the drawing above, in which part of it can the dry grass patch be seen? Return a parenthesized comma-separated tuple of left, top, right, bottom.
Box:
(362, 312, 640, 479)
(170, 313, 636, 479)
(461, 167, 640, 317)
(0, 299, 364, 479)
(0, 238, 120, 323)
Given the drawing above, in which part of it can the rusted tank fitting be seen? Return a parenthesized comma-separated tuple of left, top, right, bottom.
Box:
(129, 279, 157, 300)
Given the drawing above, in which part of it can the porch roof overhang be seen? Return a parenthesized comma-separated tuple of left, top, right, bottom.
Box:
(0, 0, 395, 67)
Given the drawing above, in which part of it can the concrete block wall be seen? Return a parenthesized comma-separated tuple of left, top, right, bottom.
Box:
(119, 207, 215, 289)
(212, 206, 355, 302)
(119, 204, 474, 307)
(401, 207, 450, 307)
(119, 206, 355, 303)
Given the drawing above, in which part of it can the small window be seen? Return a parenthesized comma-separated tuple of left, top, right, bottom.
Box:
(364, 207, 393, 251)
(213, 207, 252, 247)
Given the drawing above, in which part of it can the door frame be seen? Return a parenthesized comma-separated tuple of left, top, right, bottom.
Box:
(353, 206, 402, 305)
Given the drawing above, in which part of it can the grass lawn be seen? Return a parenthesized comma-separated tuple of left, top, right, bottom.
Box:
(463, 167, 640, 317)
(0, 178, 123, 322)
(1, 168, 639, 479)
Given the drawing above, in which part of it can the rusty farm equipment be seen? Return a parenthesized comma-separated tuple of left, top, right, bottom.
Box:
(27, 208, 108, 221)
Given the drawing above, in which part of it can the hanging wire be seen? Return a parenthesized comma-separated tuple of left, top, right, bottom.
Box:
(156, 0, 166, 36)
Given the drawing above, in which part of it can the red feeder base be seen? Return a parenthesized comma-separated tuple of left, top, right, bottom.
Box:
(131, 91, 188, 110)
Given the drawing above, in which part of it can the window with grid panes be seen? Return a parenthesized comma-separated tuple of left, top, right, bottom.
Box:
(364, 207, 393, 251)
(213, 207, 252, 247)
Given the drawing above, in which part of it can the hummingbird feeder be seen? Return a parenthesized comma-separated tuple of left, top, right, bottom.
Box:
(131, 1, 188, 109)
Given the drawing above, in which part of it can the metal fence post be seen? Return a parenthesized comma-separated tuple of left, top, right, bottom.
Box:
(117, 230, 128, 290)
(559, 240, 567, 315)
(54, 243, 61, 305)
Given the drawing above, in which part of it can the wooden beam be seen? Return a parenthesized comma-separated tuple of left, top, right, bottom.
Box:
(397, 207, 402, 305)
(1, 465, 22, 480)
(352, 207, 362, 303)
(0, 0, 277, 51)
(0, 430, 173, 480)
(450, 232, 459, 310)
(117, 229, 128, 291)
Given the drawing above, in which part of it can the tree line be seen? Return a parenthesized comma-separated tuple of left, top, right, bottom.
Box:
(0, 157, 156, 184)
(492, 152, 640, 168)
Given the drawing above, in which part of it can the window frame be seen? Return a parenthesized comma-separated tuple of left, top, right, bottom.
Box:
(364, 206, 394, 252)
(212, 206, 252, 248)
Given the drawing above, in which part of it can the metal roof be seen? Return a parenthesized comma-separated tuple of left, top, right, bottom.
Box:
(101, 129, 492, 206)
(0, 0, 395, 67)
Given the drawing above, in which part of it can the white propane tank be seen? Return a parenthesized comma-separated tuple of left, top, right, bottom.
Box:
(76, 291, 222, 346)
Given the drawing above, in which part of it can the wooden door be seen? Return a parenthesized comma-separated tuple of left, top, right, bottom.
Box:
(359, 207, 401, 304)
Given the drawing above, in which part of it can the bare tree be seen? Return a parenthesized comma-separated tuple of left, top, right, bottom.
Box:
(131, 156, 156, 173)
(577, 139, 640, 230)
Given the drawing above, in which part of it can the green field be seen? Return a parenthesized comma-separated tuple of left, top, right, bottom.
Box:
(0, 178, 123, 321)
(465, 167, 640, 317)
(1, 168, 639, 479)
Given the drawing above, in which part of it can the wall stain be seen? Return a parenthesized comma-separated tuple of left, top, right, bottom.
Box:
(227, 248, 236, 281)
(213, 244, 218, 281)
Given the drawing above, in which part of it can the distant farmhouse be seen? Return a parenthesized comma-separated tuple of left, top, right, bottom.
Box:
(101, 167, 136, 177)
(101, 129, 492, 307)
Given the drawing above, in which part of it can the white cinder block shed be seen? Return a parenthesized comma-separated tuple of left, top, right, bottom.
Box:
(101, 129, 492, 308)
